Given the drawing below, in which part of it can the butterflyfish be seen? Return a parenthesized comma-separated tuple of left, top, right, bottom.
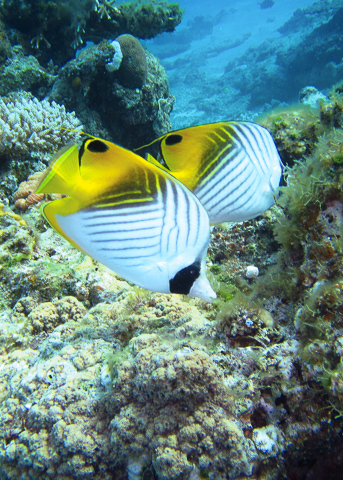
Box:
(138, 121, 282, 224)
(36, 137, 216, 302)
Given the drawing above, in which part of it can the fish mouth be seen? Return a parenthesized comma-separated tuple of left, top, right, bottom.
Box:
(189, 275, 217, 303)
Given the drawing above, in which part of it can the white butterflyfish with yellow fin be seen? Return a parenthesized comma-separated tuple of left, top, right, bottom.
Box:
(138, 121, 282, 224)
(36, 137, 216, 302)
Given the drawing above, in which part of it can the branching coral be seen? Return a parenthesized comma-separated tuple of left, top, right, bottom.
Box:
(0, 93, 82, 160)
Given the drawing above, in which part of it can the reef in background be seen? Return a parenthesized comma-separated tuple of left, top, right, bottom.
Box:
(0, 0, 182, 66)
(222, 0, 343, 110)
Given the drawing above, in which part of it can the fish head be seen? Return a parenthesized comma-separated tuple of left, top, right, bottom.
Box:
(188, 257, 217, 302)
(167, 246, 216, 303)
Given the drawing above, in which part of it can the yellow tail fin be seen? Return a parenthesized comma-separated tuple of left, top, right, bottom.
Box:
(36, 144, 80, 195)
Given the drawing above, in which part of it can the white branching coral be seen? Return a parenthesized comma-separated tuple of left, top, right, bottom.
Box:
(0, 93, 82, 159)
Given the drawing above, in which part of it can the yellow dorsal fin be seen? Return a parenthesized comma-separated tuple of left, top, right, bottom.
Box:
(36, 144, 80, 195)
(138, 122, 233, 190)
(78, 137, 132, 182)
(145, 153, 170, 172)
(78, 137, 171, 188)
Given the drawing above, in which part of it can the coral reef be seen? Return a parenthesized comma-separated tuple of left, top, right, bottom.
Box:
(221, 1, 343, 109)
(13, 172, 46, 211)
(0, 20, 13, 65)
(116, 34, 147, 89)
(0, 0, 182, 66)
(0, 92, 81, 161)
(0, 48, 55, 98)
(0, 0, 343, 477)
(256, 104, 320, 167)
(48, 40, 174, 149)
(109, 334, 256, 479)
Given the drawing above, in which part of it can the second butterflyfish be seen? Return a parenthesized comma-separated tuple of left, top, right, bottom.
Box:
(138, 121, 282, 224)
(36, 137, 216, 302)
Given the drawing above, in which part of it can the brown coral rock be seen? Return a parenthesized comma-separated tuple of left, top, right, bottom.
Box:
(13, 171, 46, 210)
(116, 34, 147, 89)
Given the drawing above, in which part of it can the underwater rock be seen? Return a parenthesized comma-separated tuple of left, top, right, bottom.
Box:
(299, 86, 328, 108)
(0, 203, 36, 308)
(0, 20, 13, 65)
(222, 1, 343, 108)
(0, 50, 54, 98)
(257, 103, 321, 167)
(116, 34, 147, 89)
(0, 203, 34, 266)
(245, 265, 259, 279)
(0, 0, 182, 67)
(278, 0, 342, 35)
(48, 41, 174, 149)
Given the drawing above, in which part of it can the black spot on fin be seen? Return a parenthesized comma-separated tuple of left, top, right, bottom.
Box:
(169, 262, 200, 295)
(164, 134, 183, 146)
(87, 140, 109, 153)
(78, 138, 109, 166)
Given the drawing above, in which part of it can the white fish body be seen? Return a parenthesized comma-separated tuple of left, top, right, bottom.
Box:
(193, 122, 282, 223)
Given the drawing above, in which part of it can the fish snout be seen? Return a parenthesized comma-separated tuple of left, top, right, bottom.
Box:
(189, 274, 217, 303)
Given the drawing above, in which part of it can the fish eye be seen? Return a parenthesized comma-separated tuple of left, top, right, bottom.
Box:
(87, 140, 109, 153)
(169, 262, 200, 295)
(164, 134, 183, 146)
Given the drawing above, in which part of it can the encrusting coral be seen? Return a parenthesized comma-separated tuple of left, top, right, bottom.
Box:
(0, 93, 81, 161)
(0, 202, 34, 268)
(13, 172, 46, 211)
(116, 34, 147, 89)
(108, 334, 256, 479)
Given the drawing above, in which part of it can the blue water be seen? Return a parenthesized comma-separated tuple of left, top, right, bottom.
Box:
(143, 0, 329, 127)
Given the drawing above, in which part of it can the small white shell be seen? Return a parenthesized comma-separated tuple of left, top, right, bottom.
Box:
(245, 265, 259, 279)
